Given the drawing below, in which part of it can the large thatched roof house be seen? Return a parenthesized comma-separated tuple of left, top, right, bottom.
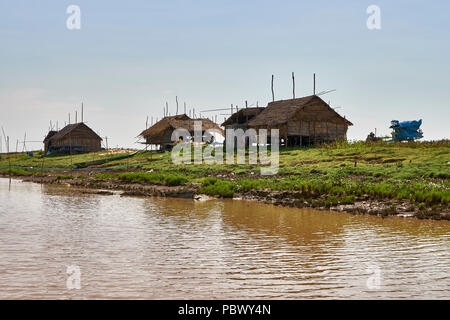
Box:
(44, 122, 102, 154)
(139, 114, 224, 151)
(248, 95, 352, 146)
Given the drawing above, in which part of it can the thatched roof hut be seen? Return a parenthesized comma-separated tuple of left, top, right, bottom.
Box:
(221, 107, 265, 128)
(139, 114, 224, 151)
(248, 95, 352, 146)
(43, 123, 102, 154)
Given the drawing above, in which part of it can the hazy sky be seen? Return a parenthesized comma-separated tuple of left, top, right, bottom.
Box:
(1, 0, 449, 150)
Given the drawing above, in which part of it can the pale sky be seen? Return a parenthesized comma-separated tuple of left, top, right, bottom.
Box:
(1, 0, 449, 150)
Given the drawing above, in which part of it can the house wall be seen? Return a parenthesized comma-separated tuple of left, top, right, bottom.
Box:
(51, 137, 101, 152)
(287, 120, 348, 140)
(285, 103, 349, 143)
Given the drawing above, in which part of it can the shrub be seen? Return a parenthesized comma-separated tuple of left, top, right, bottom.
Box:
(165, 175, 188, 186)
(199, 179, 236, 198)
(56, 175, 74, 180)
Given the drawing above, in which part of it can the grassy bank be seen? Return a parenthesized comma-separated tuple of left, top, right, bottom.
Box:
(1, 141, 449, 216)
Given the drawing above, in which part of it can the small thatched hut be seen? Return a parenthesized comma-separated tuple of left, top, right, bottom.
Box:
(43, 122, 102, 154)
(139, 114, 224, 151)
(248, 95, 352, 146)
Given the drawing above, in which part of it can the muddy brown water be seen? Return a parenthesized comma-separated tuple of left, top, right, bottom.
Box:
(0, 178, 449, 299)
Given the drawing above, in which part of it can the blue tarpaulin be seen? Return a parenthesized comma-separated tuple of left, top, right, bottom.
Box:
(390, 119, 423, 142)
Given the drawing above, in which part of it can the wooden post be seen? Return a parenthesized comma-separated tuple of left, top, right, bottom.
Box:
(245, 100, 248, 108)
(292, 72, 295, 99)
(309, 122, 312, 146)
(271, 75, 275, 102)
(176, 96, 179, 115)
(326, 122, 329, 142)
(22, 133, 26, 152)
(69, 133, 73, 168)
(313, 121, 316, 145)
(313, 73, 316, 95)
(75, 111, 77, 123)
(184, 102, 186, 114)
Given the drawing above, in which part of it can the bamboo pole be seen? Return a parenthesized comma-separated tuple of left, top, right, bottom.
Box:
(69, 133, 73, 168)
(292, 72, 295, 99)
(313, 73, 316, 95)
(22, 133, 26, 152)
(271, 75, 275, 102)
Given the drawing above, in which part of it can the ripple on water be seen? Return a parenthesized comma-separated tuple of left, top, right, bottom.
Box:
(0, 178, 449, 299)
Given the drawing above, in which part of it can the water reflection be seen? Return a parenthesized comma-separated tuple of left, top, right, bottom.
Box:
(0, 178, 449, 299)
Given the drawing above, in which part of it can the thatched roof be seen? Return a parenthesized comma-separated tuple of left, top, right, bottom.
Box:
(169, 118, 224, 135)
(248, 95, 353, 127)
(221, 107, 265, 126)
(43, 131, 58, 142)
(139, 114, 189, 138)
(140, 114, 224, 141)
(46, 123, 102, 142)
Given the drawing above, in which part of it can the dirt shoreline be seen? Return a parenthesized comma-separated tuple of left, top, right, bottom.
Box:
(2, 173, 449, 221)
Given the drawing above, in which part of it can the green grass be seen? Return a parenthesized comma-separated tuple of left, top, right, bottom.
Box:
(1, 140, 449, 207)
(198, 178, 236, 198)
(93, 171, 189, 186)
(0, 168, 36, 176)
(56, 175, 74, 180)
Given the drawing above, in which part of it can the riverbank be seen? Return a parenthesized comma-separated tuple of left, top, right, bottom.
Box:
(1, 140, 449, 220)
